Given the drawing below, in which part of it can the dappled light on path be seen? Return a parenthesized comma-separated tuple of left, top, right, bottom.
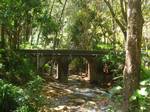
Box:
(40, 75, 112, 112)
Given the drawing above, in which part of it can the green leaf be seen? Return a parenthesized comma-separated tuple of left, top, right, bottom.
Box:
(137, 87, 148, 97)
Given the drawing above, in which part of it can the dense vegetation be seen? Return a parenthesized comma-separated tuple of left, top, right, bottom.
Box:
(0, 0, 150, 112)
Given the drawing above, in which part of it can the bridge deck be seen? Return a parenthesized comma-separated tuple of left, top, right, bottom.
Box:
(19, 49, 108, 56)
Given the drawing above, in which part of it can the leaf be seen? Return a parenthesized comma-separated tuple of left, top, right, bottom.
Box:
(137, 88, 148, 97)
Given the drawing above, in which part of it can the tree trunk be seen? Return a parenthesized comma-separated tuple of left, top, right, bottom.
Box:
(0, 24, 5, 48)
(123, 0, 144, 111)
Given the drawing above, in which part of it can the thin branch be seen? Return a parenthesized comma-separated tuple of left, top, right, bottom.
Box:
(104, 0, 126, 39)
(59, 0, 68, 22)
(120, 0, 127, 23)
(50, 0, 56, 16)
(53, 0, 68, 50)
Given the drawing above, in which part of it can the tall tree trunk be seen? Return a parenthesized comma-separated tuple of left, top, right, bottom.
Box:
(111, 0, 116, 51)
(11, 20, 21, 49)
(12, 35, 17, 49)
(0, 24, 5, 48)
(25, 14, 31, 42)
(123, 0, 144, 111)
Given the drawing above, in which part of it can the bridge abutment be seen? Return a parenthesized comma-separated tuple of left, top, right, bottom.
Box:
(87, 57, 100, 84)
(36, 54, 50, 72)
(56, 57, 69, 83)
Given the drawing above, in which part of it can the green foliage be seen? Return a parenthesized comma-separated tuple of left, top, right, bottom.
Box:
(0, 76, 44, 112)
(0, 79, 19, 111)
(0, 79, 35, 112)
(40, 15, 59, 36)
(109, 86, 122, 96)
(96, 44, 113, 50)
(25, 76, 45, 108)
(141, 52, 150, 80)
(68, 8, 93, 49)
(1, 49, 35, 84)
(67, 0, 114, 50)
(16, 105, 34, 112)
(69, 58, 86, 73)
(130, 79, 150, 111)
(43, 63, 50, 72)
(141, 67, 150, 80)
(0, 0, 59, 48)
(100, 51, 124, 78)
(0, 48, 45, 111)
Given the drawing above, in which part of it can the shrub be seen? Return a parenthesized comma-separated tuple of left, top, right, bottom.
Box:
(130, 78, 150, 111)
(25, 76, 45, 108)
(98, 50, 124, 86)
(0, 79, 29, 112)
(1, 49, 35, 85)
(0, 76, 45, 112)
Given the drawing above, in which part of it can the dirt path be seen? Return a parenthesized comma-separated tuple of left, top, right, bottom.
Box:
(40, 75, 112, 112)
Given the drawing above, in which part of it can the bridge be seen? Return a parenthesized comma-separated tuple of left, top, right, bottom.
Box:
(19, 49, 107, 56)
(19, 49, 108, 83)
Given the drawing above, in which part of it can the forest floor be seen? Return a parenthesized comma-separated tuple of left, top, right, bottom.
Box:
(39, 75, 116, 112)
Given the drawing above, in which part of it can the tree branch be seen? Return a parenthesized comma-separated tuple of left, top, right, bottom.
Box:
(53, 0, 68, 49)
(104, 0, 126, 39)
(50, 0, 56, 16)
(120, 0, 127, 24)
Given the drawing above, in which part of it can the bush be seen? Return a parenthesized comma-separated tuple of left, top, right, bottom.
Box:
(25, 76, 45, 108)
(1, 49, 35, 84)
(0, 76, 45, 112)
(98, 50, 124, 86)
(0, 79, 31, 112)
(130, 78, 150, 111)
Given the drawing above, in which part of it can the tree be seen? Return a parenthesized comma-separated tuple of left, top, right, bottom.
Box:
(123, 0, 144, 111)
(104, 0, 127, 40)
(67, 0, 114, 50)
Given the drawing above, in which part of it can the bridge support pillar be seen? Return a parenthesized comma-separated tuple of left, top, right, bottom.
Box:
(87, 57, 100, 84)
(56, 57, 69, 83)
(36, 54, 40, 72)
(36, 54, 49, 73)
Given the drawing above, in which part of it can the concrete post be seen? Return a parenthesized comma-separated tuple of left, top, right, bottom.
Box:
(36, 54, 40, 72)
(36, 54, 49, 73)
(56, 57, 69, 83)
(87, 57, 100, 84)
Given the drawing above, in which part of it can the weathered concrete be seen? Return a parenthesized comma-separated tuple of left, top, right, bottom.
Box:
(87, 57, 99, 83)
(56, 57, 69, 83)
(19, 49, 107, 56)
(19, 49, 107, 83)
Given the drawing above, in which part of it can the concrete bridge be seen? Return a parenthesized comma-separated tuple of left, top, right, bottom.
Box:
(19, 49, 108, 83)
